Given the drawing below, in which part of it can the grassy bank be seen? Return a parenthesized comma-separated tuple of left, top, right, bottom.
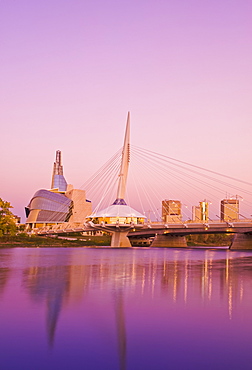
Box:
(0, 234, 112, 248)
(186, 233, 234, 246)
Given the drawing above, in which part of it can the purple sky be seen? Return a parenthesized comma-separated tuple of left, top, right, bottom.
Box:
(1, 0, 252, 220)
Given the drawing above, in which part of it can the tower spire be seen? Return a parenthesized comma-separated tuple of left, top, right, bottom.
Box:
(87, 113, 146, 247)
(113, 112, 130, 205)
(51, 150, 67, 192)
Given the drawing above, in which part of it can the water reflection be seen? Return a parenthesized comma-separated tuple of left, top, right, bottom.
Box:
(1, 248, 252, 369)
(23, 265, 71, 346)
(0, 267, 10, 295)
(114, 290, 127, 370)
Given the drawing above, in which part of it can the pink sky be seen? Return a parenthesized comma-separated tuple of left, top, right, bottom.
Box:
(1, 0, 252, 221)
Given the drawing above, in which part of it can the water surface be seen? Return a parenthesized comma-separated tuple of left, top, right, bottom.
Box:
(1, 247, 252, 369)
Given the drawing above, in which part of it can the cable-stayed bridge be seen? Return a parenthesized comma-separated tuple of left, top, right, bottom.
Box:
(35, 113, 252, 249)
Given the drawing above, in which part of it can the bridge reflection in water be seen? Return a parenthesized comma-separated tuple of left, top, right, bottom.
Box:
(1, 248, 252, 369)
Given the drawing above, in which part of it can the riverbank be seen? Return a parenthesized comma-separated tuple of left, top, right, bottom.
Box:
(0, 234, 112, 248)
(0, 233, 234, 248)
(186, 233, 233, 246)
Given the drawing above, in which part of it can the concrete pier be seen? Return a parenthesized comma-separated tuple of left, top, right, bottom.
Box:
(230, 233, 252, 250)
(151, 234, 187, 248)
(111, 231, 132, 248)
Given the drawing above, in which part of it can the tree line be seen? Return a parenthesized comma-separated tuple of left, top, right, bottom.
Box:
(0, 198, 17, 236)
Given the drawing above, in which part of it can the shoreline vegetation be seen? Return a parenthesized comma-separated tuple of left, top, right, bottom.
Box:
(186, 233, 233, 246)
(0, 234, 112, 248)
(0, 233, 234, 248)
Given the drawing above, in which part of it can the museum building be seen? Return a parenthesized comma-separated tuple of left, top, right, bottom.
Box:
(25, 151, 91, 229)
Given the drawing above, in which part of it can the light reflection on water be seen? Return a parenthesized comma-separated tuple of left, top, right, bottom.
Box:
(1, 247, 252, 369)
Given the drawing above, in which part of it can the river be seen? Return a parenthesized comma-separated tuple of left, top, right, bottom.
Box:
(1, 247, 252, 369)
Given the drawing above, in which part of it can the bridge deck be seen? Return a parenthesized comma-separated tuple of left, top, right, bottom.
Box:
(34, 221, 252, 236)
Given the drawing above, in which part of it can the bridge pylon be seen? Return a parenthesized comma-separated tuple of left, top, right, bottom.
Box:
(86, 113, 146, 247)
(111, 228, 132, 248)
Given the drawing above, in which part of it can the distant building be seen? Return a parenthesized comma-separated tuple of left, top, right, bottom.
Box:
(192, 206, 200, 222)
(25, 151, 92, 229)
(192, 201, 209, 222)
(162, 200, 182, 223)
(220, 199, 239, 221)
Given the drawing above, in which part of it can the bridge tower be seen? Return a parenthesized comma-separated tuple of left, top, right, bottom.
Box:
(114, 111, 130, 205)
(87, 113, 146, 247)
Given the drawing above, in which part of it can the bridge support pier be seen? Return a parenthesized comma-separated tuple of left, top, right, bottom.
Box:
(111, 231, 132, 248)
(151, 234, 188, 248)
(230, 233, 252, 250)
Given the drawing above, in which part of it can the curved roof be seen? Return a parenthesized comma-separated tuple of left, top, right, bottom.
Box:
(27, 189, 71, 211)
(90, 204, 146, 218)
(26, 189, 72, 223)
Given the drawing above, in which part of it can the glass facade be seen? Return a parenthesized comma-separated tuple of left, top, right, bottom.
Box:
(51, 174, 67, 192)
(26, 189, 72, 224)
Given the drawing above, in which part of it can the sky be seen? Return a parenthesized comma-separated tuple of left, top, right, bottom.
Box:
(1, 0, 252, 221)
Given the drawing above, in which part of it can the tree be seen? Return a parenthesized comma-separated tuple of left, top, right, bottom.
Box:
(0, 198, 16, 237)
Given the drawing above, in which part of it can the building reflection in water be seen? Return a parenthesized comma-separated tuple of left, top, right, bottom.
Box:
(114, 290, 127, 370)
(23, 264, 71, 347)
(5, 248, 251, 363)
